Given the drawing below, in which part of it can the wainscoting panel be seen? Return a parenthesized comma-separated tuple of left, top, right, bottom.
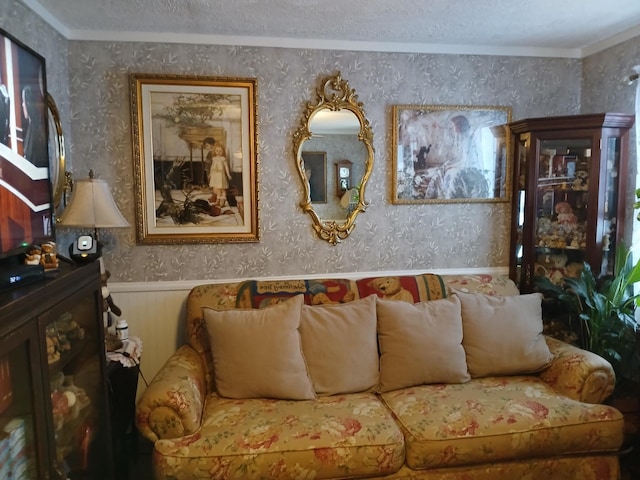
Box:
(110, 285, 193, 400)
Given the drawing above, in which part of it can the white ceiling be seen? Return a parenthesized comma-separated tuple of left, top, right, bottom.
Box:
(24, 0, 640, 58)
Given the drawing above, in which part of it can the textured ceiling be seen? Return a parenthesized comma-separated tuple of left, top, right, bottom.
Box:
(25, 0, 640, 56)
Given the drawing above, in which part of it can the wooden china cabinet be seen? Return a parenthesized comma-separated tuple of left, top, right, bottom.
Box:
(0, 261, 114, 479)
(508, 113, 634, 294)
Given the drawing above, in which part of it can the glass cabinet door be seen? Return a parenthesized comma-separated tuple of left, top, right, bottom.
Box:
(534, 137, 592, 286)
(0, 323, 47, 479)
(511, 133, 530, 288)
(40, 286, 110, 480)
(601, 135, 623, 276)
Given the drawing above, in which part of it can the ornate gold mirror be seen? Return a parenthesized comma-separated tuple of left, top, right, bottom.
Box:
(293, 72, 374, 244)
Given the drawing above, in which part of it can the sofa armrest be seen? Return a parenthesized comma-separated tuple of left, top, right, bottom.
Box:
(538, 336, 616, 404)
(135, 345, 208, 443)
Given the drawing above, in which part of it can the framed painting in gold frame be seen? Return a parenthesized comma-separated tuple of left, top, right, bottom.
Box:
(391, 104, 512, 204)
(130, 73, 259, 244)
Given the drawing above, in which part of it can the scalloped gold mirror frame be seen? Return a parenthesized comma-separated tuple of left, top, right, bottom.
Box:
(293, 72, 374, 245)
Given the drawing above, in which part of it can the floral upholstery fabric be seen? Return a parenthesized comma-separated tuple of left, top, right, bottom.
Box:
(380, 376, 623, 470)
(152, 392, 405, 480)
(136, 273, 624, 480)
(441, 273, 520, 296)
(540, 336, 616, 404)
(136, 344, 207, 442)
(379, 455, 619, 479)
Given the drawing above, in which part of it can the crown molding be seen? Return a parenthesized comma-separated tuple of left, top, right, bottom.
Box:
(581, 23, 640, 57)
(22, 0, 71, 38)
(22, 0, 638, 59)
(62, 29, 584, 59)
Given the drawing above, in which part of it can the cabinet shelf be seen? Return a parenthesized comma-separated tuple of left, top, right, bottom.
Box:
(48, 340, 85, 373)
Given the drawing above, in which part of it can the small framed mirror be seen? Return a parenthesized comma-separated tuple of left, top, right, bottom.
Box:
(292, 72, 374, 244)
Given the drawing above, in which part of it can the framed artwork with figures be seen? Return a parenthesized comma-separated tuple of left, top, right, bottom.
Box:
(130, 73, 259, 244)
(391, 104, 512, 204)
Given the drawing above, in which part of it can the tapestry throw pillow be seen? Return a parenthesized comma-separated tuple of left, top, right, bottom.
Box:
(300, 294, 379, 395)
(356, 273, 447, 303)
(456, 291, 552, 378)
(203, 294, 316, 400)
(235, 278, 358, 308)
(376, 296, 470, 392)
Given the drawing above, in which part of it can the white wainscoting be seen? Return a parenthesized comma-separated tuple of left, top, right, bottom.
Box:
(109, 267, 509, 399)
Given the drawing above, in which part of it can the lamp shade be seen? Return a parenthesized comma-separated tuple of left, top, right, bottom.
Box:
(58, 177, 129, 228)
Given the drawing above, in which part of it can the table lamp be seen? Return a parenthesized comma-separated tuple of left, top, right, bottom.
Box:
(57, 170, 129, 263)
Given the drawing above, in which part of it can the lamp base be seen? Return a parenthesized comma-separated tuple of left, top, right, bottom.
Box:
(69, 236, 102, 264)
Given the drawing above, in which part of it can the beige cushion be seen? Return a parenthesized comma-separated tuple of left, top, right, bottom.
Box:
(376, 296, 470, 392)
(300, 295, 379, 395)
(203, 295, 316, 400)
(456, 291, 552, 378)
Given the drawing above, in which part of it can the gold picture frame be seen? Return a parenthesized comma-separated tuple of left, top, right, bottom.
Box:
(130, 74, 259, 244)
(392, 104, 512, 204)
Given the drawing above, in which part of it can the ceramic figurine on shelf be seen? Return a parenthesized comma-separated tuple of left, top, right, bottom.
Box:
(554, 201, 577, 227)
(24, 245, 41, 265)
(572, 169, 589, 191)
(40, 242, 59, 270)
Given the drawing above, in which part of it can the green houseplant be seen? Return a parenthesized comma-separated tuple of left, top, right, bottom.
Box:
(535, 243, 640, 394)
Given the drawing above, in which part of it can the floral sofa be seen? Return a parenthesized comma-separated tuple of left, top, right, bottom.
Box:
(135, 273, 624, 480)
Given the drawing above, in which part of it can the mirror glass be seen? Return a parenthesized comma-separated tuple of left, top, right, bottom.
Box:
(293, 72, 374, 244)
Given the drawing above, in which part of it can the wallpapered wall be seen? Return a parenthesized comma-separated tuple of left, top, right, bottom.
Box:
(5, 0, 638, 283)
(581, 41, 640, 237)
(1, 1, 69, 149)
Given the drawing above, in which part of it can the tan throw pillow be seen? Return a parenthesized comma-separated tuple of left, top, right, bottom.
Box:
(457, 291, 552, 378)
(300, 295, 379, 395)
(376, 296, 470, 392)
(202, 295, 316, 400)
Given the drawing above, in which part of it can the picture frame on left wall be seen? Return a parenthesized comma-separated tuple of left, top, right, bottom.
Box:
(130, 73, 259, 244)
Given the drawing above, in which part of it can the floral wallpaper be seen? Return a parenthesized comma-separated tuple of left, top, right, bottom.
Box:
(6, 0, 637, 283)
(1, 1, 70, 150)
(581, 41, 639, 243)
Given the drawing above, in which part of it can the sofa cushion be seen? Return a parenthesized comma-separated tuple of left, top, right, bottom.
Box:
(153, 392, 405, 479)
(300, 295, 379, 395)
(457, 291, 552, 377)
(380, 376, 624, 471)
(376, 296, 470, 392)
(202, 294, 316, 400)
